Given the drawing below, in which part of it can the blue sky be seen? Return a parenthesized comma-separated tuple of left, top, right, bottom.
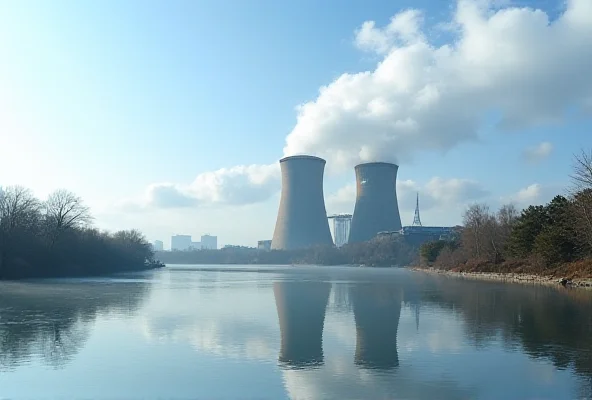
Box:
(1, 0, 591, 247)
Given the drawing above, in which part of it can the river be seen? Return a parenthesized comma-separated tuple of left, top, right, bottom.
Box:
(0, 265, 590, 399)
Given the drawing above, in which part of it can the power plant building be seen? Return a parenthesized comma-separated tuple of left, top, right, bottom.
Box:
(349, 162, 402, 243)
(257, 240, 272, 251)
(271, 155, 334, 250)
(328, 214, 352, 247)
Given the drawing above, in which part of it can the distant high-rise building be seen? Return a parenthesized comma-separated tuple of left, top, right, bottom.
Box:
(328, 214, 352, 247)
(153, 240, 164, 252)
(258, 240, 272, 251)
(201, 234, 217, 250)
(171, 235, 192, 251)
(190, 241, 202, 250)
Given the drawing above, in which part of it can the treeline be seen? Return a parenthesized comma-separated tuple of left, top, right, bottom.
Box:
(420, 150, 592, 277)
(0, 186, 162, 279)
(156, 235, 418, 267)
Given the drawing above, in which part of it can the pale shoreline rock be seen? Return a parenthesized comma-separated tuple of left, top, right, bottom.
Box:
(410, 267, 592, 289)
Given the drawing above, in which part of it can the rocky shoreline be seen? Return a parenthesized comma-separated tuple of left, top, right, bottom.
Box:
(410, 267, 592, 289)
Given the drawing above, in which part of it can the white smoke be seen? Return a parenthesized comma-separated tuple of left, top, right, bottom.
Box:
(283, 0, 592, 171)
(134, 0, 592, 208)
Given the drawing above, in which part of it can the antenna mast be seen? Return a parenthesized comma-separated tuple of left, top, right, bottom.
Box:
(412, 192, 422, 227)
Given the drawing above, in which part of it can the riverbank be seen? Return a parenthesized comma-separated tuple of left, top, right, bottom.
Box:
(411, 266, 592, 289)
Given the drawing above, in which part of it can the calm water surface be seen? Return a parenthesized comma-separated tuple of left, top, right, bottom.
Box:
(1, 265, 591, 399)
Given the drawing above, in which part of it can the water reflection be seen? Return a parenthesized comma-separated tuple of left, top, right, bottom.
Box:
(0, 266, 590, 399)
(0, 278, 149, 370)
(350, 283, 401, 370)
(422, 275, 592, 381)
(274, 280, 331, 369)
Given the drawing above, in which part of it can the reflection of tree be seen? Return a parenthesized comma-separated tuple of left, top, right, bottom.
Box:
(350, 283, 402, 370)
(274, 280, 331, 369)
(0, 279, 149, 370)
(421, 276, 592, 381)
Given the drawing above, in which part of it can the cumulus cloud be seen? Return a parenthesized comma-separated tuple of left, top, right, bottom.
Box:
(354, 9, 425, 55)
(130, 0, 591, 210)
(522, 141, 553, 164)
(503, 182, 562, 207)
(284, 0, 592, 170)
(127, 164, 280, 209)
(326, 177, 489, 216)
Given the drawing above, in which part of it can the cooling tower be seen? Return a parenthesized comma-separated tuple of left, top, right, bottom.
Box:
(349, 162, 402, 243)
(274, 281, 331, 368)
(351, 283, 402, 370)
(271, 155, 334, 250)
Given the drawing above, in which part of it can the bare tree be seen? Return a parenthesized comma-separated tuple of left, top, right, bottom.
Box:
(570, 149, 592, 189)
(569, 149, 592, 255)
(462, 203, 494, 259)
(497, 203, 519, 228)
(0, 186, 41, 274)
(497, 203, 519, 256)
(45, 190, 92, 230)
(0, 186, 41, 231)
(44, 190, 92, 245)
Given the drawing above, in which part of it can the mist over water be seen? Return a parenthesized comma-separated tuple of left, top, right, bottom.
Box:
(0, 266, 590, 399)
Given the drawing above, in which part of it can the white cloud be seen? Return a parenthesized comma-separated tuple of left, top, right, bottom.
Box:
(283, 0, 592, 171)
(503, 182, 563, 207)
(326, 177, 488, 212)
(354, 9, 425, 55)
(125, 164, 280, 210)
(522, 141, 553, 164)
(121, 0, 591, 236)
(326, 176, 489, 225)
(325, 184, 357, 214)
(515, 183, 543, 203)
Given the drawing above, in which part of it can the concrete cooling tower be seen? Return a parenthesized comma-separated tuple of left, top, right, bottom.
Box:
(271, 155, 334, 250)
(349, 162, 402, 243)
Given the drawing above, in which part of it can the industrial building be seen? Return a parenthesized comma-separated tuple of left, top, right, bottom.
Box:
(328, 214, 352, 247)
(271, 155, 334, 250)
(201, 234, 217, 250)
(257, 240, 272, 251)
(171, 235, 192, 251)
(349, 162, 402, 243)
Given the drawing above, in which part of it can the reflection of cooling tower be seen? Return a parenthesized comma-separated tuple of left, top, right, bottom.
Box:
(349, 162, 402, 243)
(351, 284, 402, 370)
(274, 281, 331, 368)
(271, 156, 334, 250)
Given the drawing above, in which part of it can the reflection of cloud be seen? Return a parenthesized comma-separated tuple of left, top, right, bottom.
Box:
(186, 320, 277, 361)
(135, 269, 581, 399)
(425, 314, 464, 353)
(140, 316, 278, 362)
(282, 361, 475, 400)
